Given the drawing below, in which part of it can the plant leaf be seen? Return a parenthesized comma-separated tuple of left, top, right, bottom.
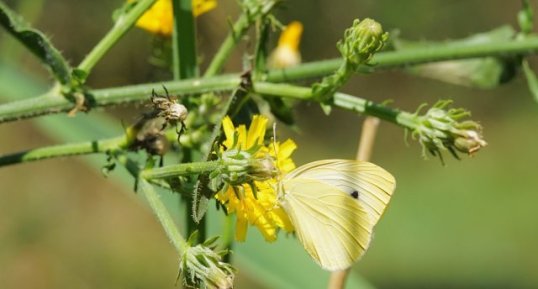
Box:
(0, 1, 72, 85)
(393, 26, 518, 89)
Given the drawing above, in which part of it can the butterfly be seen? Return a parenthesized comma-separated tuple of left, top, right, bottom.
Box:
(276, 159, 396, 271)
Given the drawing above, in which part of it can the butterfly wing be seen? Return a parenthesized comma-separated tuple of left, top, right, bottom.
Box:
(280, 159, 395, 271)
(280, 179, 372, 271)
(284, 159, 395, 226)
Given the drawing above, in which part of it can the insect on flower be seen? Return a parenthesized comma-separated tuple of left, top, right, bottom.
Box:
(150, 86, 188, 141)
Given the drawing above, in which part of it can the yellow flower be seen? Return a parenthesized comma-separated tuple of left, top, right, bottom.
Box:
(215, 115, 297, 242)
(268, 21, 303, 69)
(133, 0, 217, 36)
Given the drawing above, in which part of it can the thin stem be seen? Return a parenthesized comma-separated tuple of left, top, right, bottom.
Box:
(266, 36, 538, 81)
(204, 14, 250, 77)
(141, 160, 221, 180)
(0, 74, 241, 123)
(113, 153, 188, 253)
(3, 36, 538, 123)
(172, 0, 198, 79)
(139, 178, 189, 253)
(0, 135, 127, 166)
(203, 0, 279, 77)
(0, 86, 420, 168)
(328, 116, 381, 289)
(172, 0, 200, 244)
(77, 0, 156, 73)
(221, 214, 234, 263)
(356, 116, 380, 161)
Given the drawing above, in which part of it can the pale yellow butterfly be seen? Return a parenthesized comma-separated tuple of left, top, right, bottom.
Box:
(276, 159, 396, 271)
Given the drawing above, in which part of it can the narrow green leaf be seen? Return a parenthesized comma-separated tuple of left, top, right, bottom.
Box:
(522, 59, 538, 102)
(0, 1, 72, 85)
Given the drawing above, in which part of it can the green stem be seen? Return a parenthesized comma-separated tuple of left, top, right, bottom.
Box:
(0, 83, 421, 168)
(0, 135, 127, 166)
(221, 214, 234, 263)
(255, 81, 421, 128)
(0, 75, 241, 122)
(141, 160, 221, 179)
(204, 14, 249, 77)
(139, 178, 188, 253)
(172, 0, 198, 79)
(77, 0, 156, 73)
(204, 0, 278, 77)
(4, 36, 538, 122)
(266, 37, 538, 82)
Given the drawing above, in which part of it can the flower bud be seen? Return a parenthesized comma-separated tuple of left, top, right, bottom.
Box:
(268, 21, 303, 68)
(338, 18, 388, 67)
(412, 100, 487, 159)
(180, 236, 235, 289)
(220, 148, 277, 186)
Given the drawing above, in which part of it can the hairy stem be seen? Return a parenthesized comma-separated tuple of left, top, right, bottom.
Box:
(0, 82, 420, 168)
(0, 135, 127, 166)
(140, 160, 221, 179)
(139, 178, 189, 253)
(3, 36, 538, 123)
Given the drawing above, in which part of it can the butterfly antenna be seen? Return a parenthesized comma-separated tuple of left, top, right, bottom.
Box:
(271, 122, 286, 204)
(272, 122, 282, 180)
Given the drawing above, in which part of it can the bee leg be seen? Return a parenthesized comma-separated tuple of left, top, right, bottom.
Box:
(159, 155, 164, 167)
(176, 122, 188, 142)
(160, 121, 168, 132)
(151, 89, 157, 103)
(162, 85, 171, 101)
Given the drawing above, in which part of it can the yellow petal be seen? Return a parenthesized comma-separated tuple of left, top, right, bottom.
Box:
(222, 116, 235, 149)
(278, 21, 303, 50)
(193, 0, 217, 17)
(277, 139, 297, 159)
(235, 216, 248, 241)
(246, 115, 268, 148)
(133, 0, 217, 36)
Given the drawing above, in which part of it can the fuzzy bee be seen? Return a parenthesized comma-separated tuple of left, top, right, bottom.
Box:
(149, 86, 188, 140)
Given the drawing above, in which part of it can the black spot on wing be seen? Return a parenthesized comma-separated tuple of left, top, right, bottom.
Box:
(351, 190, 359, 199)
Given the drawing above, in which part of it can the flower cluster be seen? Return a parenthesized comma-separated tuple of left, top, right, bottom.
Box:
(215, 115, 296, 242)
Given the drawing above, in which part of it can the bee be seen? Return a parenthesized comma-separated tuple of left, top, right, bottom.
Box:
(150, 86, 188, 139)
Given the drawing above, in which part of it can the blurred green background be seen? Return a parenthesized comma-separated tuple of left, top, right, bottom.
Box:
(1, 0, 537, 288)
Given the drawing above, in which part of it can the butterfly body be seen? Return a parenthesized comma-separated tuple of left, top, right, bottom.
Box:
(277, 159, 396, 271)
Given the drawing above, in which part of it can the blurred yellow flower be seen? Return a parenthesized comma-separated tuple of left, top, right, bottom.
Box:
(215, 115, 297, 242)
(268, 21, 304, 68)
(133, 0, 217, 36)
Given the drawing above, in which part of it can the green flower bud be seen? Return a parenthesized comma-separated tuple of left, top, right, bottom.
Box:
(412, 100, 487, 159)
(338, 18, 389, 67)
(217, 148, 277, 189)
(179, 235, 235, 289)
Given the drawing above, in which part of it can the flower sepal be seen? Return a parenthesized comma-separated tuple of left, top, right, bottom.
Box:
(179, 232, 235, 289)
(411, 100, 487, 161)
